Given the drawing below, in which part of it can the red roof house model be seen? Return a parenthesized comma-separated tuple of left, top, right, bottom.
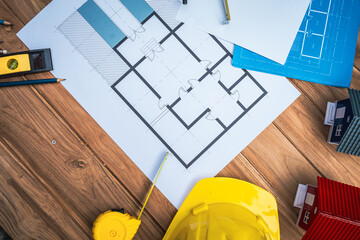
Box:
(302, 177, 360, 240)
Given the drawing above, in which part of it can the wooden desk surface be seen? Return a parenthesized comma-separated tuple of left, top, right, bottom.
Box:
(0, 1, 359, 239)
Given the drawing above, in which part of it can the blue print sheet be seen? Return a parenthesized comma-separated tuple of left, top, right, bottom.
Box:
(232, 0, 360, 88)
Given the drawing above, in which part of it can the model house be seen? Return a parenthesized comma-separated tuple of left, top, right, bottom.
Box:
(325, 88, 360, 156)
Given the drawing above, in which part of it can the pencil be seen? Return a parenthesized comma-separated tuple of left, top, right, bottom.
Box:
(0, 20, 13, 26)
(222, 0, 231, 24)
(0, 78, 65, 87)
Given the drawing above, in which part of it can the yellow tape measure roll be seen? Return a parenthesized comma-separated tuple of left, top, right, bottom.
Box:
(92, 210, 141, 240)
(92, 153, 169, 240)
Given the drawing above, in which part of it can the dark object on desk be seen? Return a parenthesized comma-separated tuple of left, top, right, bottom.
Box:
(325, 88, 360, 157)
(0, 49, 53, 79)
(0, 20, 13, 26)
(0, 78, 65, 88)
(183, 0, 187, 4)
(336, 89, 360, 156)
(327, 98, 353, 144)
(0, 226, 12, 240)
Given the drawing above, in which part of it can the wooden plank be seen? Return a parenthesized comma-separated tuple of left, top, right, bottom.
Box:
(0, 83, 164, 239)
(241, 124, 320, 208)
(274, 94, 360, 186)
(354, 31, 360, 70)
(218, 155, 306, 239)
(2, 0, 177, 230)
(2, 0, 50, 22)
(0, 3, 28, 57)
(290, 68, 360, 118)
(0, 140, 89, 240)
(35, 74, 177, 228)
(289, 69, 360, 164)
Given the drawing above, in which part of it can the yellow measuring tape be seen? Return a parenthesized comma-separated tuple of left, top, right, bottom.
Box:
(93, 152, 169, 240)
(138, 152, 169, 219)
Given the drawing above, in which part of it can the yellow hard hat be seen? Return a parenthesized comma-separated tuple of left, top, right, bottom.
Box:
(163, 178, 280, 240)
(92, 210, 141, 240)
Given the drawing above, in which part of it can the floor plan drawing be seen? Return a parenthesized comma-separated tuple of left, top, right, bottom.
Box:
(18, 0, 300, 207)
(58, 0, 267, 168)
(299, 0, 331, 59)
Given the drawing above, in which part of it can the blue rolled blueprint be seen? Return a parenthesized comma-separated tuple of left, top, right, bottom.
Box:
(232, 0, 360, 88)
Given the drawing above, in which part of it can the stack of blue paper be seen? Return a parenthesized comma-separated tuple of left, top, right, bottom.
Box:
(232, 0, 360, 88)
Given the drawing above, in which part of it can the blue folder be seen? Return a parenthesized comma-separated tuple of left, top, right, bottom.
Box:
(232, 0, 360, 88)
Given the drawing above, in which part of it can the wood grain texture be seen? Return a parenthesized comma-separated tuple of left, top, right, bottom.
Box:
(0, 141, 89, 240)
(1, 0, 177, 230)
(274, 95, 360, 185)
(240, 124, 320, 208)
(290, 69, 360, 117)
(355, 31, 360, 71)
(0, 0, 359, 240)
(0, 83, 164, 239)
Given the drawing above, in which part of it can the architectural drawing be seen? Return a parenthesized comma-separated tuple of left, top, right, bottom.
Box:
(58, 0, 267, 168)
(18, 0, 300, 207)
(299, 0, 331, 59)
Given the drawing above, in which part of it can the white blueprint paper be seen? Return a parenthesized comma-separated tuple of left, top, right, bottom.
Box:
(18, 0, 300, 208)
(176, 0, 311, 64)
